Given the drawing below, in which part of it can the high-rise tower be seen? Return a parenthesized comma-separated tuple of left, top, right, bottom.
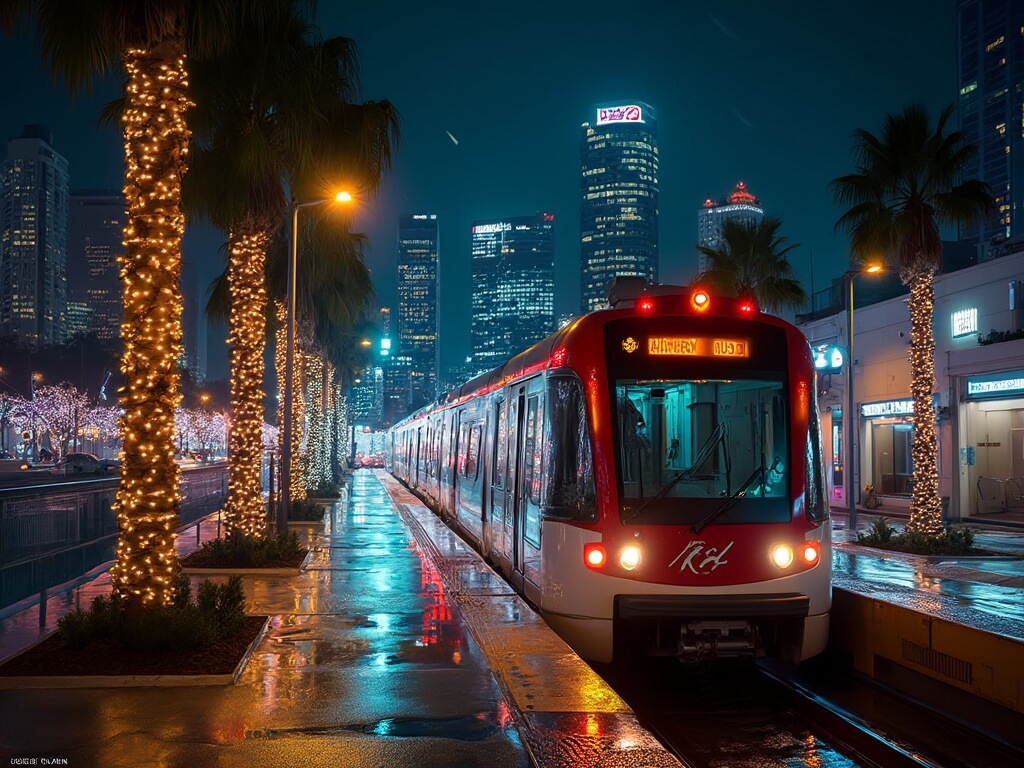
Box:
(579, 102, 659, 313)
(696, 181, 764, 273)
(471, 213, 555, 371)
(67, 190, 124, 342)
(956, 0, 1024, 251)
(0, 125, 69, 347)
(397, 214, 439, 410)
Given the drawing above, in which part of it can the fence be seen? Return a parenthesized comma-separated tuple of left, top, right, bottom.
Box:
(0, 464, 228, 610)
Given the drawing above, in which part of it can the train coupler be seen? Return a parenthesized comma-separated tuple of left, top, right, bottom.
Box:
(678, 620, 756, 662)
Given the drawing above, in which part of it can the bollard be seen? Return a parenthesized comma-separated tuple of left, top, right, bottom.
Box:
(39, 585, 47, 628)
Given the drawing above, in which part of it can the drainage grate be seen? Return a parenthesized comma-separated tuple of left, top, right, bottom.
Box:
(901, 639, 972, 684)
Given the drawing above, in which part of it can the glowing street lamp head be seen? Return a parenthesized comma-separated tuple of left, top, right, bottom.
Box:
(864, 263, 883, 274)
(334, 190, 353, 203)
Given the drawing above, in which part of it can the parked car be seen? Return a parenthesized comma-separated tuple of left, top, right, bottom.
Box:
(56, 452, 106, 475)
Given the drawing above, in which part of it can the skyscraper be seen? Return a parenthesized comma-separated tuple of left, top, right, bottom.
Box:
(471, 212, 555, 371)
(696, 181, 764, 273)
(579, 102, 659, 313)
(0, 125, 69, 347)
(181, 261, 207, 383)
(397, 214, 439, 409)
(956, 0, 1024, 250)
(67, 190, 124, 342)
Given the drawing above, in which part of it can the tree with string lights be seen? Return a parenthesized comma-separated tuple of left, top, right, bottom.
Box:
(832, 104, 995, 536)
(0, 1, 279, 609)
(30, 383, 91, 456)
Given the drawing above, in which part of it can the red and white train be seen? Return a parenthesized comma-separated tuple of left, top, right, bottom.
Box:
(386, 280, 831, 664)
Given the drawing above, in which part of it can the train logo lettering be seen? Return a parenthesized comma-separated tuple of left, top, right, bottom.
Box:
(668, 540, 734, 575)
(621, 336, 639, 353)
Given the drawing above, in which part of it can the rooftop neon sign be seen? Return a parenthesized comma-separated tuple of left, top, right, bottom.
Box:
(597, 105, 643, 125)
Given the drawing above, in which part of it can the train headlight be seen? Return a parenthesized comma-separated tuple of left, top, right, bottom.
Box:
(619, 545, 641, 571)
(692, 290, 711, 312)
(801, 540, 820, 566)
(584, 544, 606, 569)
(770, 543, 794, 569)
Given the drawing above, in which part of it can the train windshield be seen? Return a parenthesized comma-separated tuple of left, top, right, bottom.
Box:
(614, 378, 790, 524)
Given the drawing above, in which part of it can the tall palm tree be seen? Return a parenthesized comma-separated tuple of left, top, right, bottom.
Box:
(187, 9, 397, 532)
(694, 216, 807, 314)
(0, 0, 271, 609)
(832, 103, 994, 536)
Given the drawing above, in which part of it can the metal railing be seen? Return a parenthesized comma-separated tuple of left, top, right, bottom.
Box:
(0, 464, 228, 610)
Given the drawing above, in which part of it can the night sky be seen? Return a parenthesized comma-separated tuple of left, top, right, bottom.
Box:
(0, 1, 956, 378)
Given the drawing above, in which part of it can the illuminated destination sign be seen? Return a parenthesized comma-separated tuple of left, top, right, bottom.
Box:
(966, 369, 1024, 399)
(597, 105, 643, 125)
(647, 337, 749, 358)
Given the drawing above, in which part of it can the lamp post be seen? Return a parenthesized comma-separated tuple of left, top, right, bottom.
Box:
(844, 264, 882, 533)
(278, 191, 353, 533)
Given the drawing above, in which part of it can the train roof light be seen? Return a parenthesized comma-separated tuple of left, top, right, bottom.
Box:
(637, 296, 655, 313)
(584, 543, 606, 569)
(737, 297, 758, 314)
(691, 290, 711, 312)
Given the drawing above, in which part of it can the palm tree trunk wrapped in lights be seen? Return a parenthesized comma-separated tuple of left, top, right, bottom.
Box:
(291, 351, 307, 502)
(223, 231, 270, 536)
(111, 42, 191, 607)
(832, 103, 994, 537)
(275, 301, 287, 504)
(303, 355, 335, 491)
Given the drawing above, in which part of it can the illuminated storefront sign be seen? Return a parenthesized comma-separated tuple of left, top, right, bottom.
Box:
(966, 369, 1024, 399)
(812, 344, 846, 373)
(861, 399, 913, 418)
(951, 307, 978, 338)
(647, 337, 749, 357)
(597, 105, 643, 125)
(471, 222, 511, 234)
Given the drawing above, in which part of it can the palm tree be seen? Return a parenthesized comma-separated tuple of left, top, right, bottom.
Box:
(187, 10, 397, 532)
(0, 0, 270, 609)
(694, 216, 807, 314)
(832, 103, 994, 536)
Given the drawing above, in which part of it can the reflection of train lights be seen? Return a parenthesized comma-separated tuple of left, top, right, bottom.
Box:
(413, 545, 463, 660)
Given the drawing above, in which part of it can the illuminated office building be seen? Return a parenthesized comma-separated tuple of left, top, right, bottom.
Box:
(579, 102, 659, 312)
(0, 125, 69, 347)
(471, 213, 555, 371)
(696, 181, 764, 273)
(956, 0, 1024, 251)
(397, 214, 439, 410)
(67, 190, 124, 342)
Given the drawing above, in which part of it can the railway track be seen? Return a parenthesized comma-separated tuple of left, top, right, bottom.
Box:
(591, 655, 1022, 768)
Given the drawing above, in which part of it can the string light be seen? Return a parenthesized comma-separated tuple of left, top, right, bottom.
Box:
(110, 46, 191, 608)
(274, 301, 287, 504)
(223, 232, 270, 537)
(304, 356, 334, 489)
(291, 352, 306, 501)
(906, 272, 944, 536)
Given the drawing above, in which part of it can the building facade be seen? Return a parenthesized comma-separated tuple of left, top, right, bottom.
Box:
(696, 181, 764, 274)
(471, 212, 555, 371)
(579, 102, 659, 313)
(397, 215, 440, 412)
(798, 244, 1024, 521)
(180, 261, 207, 383)
(67, 190, 124, 342)
(0, 125, 69, 347)
(956, 0, 1024, 250)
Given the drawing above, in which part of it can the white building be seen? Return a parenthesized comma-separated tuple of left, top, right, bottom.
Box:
(798, 245, 1024, 520)
(696, 181, 763, 274)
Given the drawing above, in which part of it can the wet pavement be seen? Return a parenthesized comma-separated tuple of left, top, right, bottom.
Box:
(0, 470, 679, 767)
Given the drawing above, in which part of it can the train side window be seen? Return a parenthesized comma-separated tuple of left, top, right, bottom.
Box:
(543, 374, 597, 521)
(806, 391, 829, 523)
(493, 397, 507, 489)
(524, 396, 541, 505)
(467, 424, 481, 480)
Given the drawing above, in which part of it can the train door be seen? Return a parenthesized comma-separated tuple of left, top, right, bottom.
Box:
(490, 394, 510, 573)
(509, 378, 544, 600)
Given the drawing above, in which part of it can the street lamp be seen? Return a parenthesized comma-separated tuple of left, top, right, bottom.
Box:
(844, 263, 882, 533)
(278, 190, 353, 533)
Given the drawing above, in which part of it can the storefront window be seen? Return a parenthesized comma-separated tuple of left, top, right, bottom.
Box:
(871, 422, 914, 495)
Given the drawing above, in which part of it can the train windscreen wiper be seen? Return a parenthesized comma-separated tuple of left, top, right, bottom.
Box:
(689, 458, 779, 535)
(627, 423, 726, 519)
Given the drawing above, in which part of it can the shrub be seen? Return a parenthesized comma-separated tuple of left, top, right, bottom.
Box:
(855, 520, 978, 556)
(196, 530, 303, 567)
(308, 480, 341, 498)
(856, 516, 896, 545)
(56, 575, 248, 652)
(288, 498, 326, 521)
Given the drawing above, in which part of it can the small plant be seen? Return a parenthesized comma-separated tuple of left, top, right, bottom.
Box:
(196, 529, 303, 567)
(863, 483, 880, 509)
(308, 480, 341, 499)
(288, 498, 326, 521)
(56, 575, 248, 652)
(857, 516, 896, 545)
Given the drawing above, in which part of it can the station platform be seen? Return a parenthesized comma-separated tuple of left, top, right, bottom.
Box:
(0, 469, 680, 767)
(0, 472, 1022, 764)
